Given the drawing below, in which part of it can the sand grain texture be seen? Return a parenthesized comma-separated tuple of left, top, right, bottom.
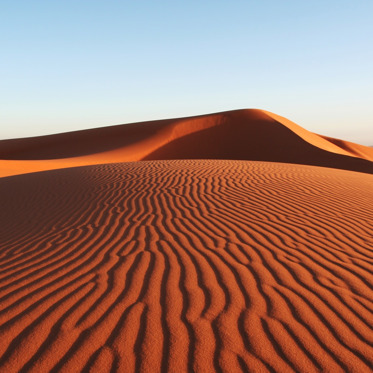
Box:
(0, 160, 372, 372)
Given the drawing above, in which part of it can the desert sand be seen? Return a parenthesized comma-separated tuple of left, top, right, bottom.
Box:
(0, 110, 372, 372)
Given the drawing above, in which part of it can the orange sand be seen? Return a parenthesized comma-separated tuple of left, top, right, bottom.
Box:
(0, 110, 372, 372)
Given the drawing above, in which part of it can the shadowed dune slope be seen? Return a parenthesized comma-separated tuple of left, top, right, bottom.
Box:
(0, 160, 372, 372)
(0, 109, 372, 177)
(320, 135, 373, 162)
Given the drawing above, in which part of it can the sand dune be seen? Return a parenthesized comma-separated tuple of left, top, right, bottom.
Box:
(0, 160, 372, 372)
(0, 109, 372, 177)
(0, 109, 372, 372)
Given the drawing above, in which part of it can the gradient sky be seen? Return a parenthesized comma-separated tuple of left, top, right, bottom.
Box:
(1, 0, 372, 144)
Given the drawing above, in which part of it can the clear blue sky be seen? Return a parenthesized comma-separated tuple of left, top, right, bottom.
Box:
(1, 0, 372, 144)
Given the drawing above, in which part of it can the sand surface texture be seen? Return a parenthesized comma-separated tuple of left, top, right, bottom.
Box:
(0, 110, 372, 372)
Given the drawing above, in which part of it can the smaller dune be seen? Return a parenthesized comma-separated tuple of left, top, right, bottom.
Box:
(319, 135, 373, 162)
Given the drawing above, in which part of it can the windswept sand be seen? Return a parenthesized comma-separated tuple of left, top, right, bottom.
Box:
(0, 160, 372, 372)
(0, 110, 372, 372)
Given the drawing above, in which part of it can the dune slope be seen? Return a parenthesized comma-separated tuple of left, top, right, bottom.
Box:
(0, 160, 372, 372)
(0, 109, 372, 177)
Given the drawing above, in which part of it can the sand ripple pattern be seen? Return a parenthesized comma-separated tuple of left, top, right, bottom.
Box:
(0, 160, 372, 372)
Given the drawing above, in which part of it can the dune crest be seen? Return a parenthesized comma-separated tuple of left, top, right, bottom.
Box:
(0, 109, 372, 177)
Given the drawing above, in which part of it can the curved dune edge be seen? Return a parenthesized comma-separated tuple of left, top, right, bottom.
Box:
(0, 109, 372, 177)
(261, 110, 373, 161)
(0, 160, 372, 372)
(319, 135, 373, 162)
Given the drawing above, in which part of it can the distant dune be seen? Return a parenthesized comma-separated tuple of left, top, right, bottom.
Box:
(0, 109, 372, 177)
(0, 110, 372, 372)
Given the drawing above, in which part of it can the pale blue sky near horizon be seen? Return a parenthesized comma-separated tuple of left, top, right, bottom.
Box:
(1, 0, 372, 144)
